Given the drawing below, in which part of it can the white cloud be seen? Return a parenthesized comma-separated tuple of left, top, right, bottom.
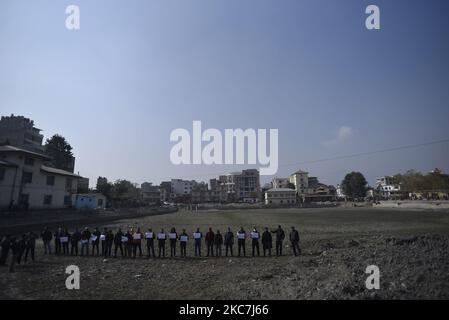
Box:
(323, 126, 354, 147)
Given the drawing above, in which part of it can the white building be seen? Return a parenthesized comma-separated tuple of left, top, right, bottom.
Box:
(376, 176, 401, 199)
(289, 169, 309, 194)
(0, 145, 81, 210)
(272, 177, 290, 189)
(72, 193, 106, 210)
(265, 188, 297, 205)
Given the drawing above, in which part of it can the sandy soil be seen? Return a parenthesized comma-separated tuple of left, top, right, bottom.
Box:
(1, 207, 449, 300)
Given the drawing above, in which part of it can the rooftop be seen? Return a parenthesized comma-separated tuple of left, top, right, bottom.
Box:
(0, 145, 51, 160)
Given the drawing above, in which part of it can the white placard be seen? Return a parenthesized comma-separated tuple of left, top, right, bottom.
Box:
(168, 233, 177, 239)
(193, 232, 202, 239)
(145, 232, 153, 239)
(100, 234, 106, 241)
(90, 235, 98, 242)
(180, 235, 188, 242)
(157, 233, 166, 240)
(250, 232, 259, 239)
(133, 233, 141, 240)
(121, 236, 128, 243)
(237, 232, 245, 239)
(81, 239, 88, 244)
(60, 237, 69, 243)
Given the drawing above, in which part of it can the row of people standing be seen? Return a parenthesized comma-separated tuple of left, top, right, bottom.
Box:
(37, 225, 301, 259)
(0, 232, 37, 272)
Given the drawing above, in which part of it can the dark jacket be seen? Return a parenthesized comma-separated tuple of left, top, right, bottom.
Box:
(272, 228, 285, 242)
(81, 230, 91, 241)
(224, 232, 234, 245)
(262, 231, 272, 248)
(214, 233, 223, 246)
(114, 231, 123, 244)
(289, 230, 300, 243)
(41, 230, 53, 242)
(205, 231, 215, 244)
(71, 231, 82, 244)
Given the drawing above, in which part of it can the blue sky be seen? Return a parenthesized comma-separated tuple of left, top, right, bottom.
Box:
(1, 0, 448, 187)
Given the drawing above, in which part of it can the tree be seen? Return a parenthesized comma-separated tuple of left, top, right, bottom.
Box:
(45, 134, 74, 172)
(341, 172, 368, 199)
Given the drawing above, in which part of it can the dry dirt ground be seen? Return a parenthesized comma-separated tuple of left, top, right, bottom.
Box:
(1, 207, 449, 300)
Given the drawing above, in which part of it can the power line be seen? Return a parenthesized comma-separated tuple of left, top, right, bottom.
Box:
(148, 138, 449, 181)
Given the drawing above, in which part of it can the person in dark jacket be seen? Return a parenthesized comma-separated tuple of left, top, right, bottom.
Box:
(237, 227, 246, 257)
(132, 228, 143, 258)
(105, 230, 114, 257)
(24, 232, 37, 263)
(8, 237, 19, 273)
(61, 228, 70, 255)
(80, 227, 91, 256)
(54, 227, 62, 255)
(114, 228, 124, 257)
(41, 227, 52, 255)
(250, 228, 260, 257)
(157, 228, 166, 258)
(16, 234, 27, 265)
(289, 226, 300, 256)
(224, 227, 234, 257)
(214, 230, 223, 257)
(193, 228, 202, 257)
(169, 227, 178, 257)
(145, 228, 155, 258)
(71, 228, 81, 256)
(179, 229, 189, 257)
(0, 235, 11, 265)
(205, 228, 215, 257)
(262, 227, 272, 257)
(125, 230, 133, 257)
(91, 227, 101, 256)
(271, 225, 285, 256)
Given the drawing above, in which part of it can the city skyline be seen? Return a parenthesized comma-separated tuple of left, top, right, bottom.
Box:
(1, 0, 449, 187)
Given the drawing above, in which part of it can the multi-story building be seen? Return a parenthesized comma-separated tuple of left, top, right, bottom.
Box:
(265, 188, 297, 205)
(141, 182, 164, 204)
(192, 182, 228, 203)
(219, 169, 261, 203)
(0, 115, 45, 153)
(171, 179, 197, 196)
(376, 176, 401, 199)
(289, 169, 309, 194)
(272, 177, 290, 189)
(0, 145, 81, 210)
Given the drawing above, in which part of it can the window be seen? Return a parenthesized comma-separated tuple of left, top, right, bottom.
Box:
(44, 195, 52, 205)
(0, 167, 5, 181)
(46, 176, 55, 186)
(21, 171, 33, 184)
(66, 178, 73, 190)
(24, 157, 34, 166)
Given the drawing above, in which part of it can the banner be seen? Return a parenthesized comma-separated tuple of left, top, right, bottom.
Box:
(121, 236, 128, 243)
(145, 232, 153, 239)
(237, 233, 245, 239)
(100, 234, 106, 241)
(133, 233, 142, 240)
(157, 233, 166, 240)
(169, 233, 177, 239)
(60, 237, 69, 243)
(251, 232, 259, 239)
(90, 235, 98, 242)
(180, 235, 188, 242)
(193, 232, 202, 239)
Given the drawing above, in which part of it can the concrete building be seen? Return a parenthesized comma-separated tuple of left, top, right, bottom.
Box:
(289, 169, 309, 194)
(141, 182, 164, 205)
(219, 169, 261, 202)
(376, 176, 401, 199)
(192, 182, 228, 203)
(170, 179, 197, 196)
(73, 193, 106, 210)
(0, 115, 45, 153)
(0, 145, 81, 210)
(272, 177, 290, 189)
(265, 188, 297, 205)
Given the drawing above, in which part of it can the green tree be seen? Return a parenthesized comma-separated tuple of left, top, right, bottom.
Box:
(341, 172, 368, 199)
(44, 134, 74, 172)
